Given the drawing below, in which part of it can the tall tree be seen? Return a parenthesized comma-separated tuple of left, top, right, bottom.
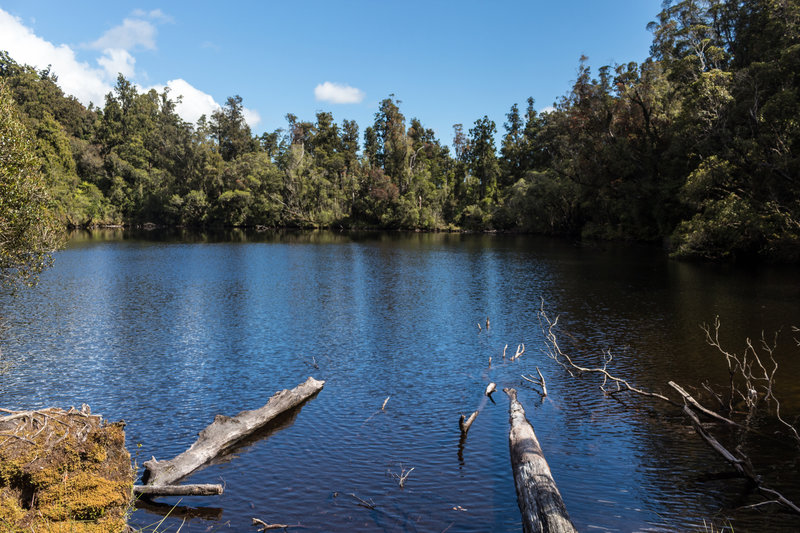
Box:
(467, 116, 500, 204)
(210, 95, 256, 161)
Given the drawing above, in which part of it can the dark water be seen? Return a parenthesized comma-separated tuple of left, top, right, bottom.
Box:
(1, 230, 799, 532)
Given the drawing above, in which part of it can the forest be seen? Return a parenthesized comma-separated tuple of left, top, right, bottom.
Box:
(1, 0, 799, 262)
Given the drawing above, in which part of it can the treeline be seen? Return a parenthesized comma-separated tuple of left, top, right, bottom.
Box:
(1, 0, 799, 261)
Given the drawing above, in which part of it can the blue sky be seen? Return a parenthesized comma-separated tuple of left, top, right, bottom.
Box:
(0, 1, 663, 145)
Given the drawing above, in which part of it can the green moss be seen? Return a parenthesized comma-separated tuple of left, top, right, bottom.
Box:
(0, 409, 134, 533)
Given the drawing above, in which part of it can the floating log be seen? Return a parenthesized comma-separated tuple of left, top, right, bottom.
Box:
(140, 376, 325, 489)
(133, 483, 223, 496)
(485, 382, 497, 396)
(504, 388, 576, 533)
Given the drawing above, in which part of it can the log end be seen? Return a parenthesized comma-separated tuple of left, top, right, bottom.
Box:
(305, 376, 325, 389)
(504, 387, 518, 402)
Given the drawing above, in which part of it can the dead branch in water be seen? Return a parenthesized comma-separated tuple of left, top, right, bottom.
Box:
(459, 411, 479, 437)
(485, 382, 497, 396)
(333, 492, 376, 510)
(702, 318, 800, 445)
(538, 301, 800, 516)
(252, 517, 303, 530)
(389, 466, 415, 489)
(521, 367, 548, 397)
(511, 344, 526, 361)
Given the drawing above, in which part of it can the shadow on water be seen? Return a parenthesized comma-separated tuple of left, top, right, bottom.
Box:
(134, 498, 224, 522)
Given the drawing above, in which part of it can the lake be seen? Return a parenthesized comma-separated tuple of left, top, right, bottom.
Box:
(1, 230, 798, 531)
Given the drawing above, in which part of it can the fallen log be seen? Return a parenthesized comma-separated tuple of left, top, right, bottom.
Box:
(140, 376, 325, 489)
(504, 388, 576, 533)
(132, 483, 223, 496)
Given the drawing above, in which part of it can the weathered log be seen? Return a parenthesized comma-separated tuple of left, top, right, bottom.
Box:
(142, 376, 325, 487)
(505, 387, 577, 533)
(132, 483, 223, 496)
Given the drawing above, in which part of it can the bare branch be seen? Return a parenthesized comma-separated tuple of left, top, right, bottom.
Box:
(539, 303, 676, 406)
(459, 411, 478, 437)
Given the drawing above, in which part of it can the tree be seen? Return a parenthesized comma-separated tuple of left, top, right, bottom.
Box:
(467, 116, 500, 204)
(0, 82, 63, 288)
(210, 95, 256, 161)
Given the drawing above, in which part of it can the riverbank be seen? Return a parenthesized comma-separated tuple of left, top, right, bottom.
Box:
(0, 406, 133, 532)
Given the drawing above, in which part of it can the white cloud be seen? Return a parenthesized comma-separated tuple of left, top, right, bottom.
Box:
(242, 107, 261, 129)
(0, 8, 112, 106)
(89, 17, 157, 51)
(153, 80, 261, 129)
(314, 81, 365, 104)
(540, 105, 556, 114)
(156, 79, 220, 124)
(131, 9, 172, 23)
(97, 48, 136, 79)
(0, 9, 262, 129)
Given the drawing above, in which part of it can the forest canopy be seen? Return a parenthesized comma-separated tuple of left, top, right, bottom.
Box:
(1, 0, 798, 262)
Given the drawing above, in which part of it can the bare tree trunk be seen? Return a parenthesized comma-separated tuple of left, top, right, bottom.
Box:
(140, 376, 325, 489)
(505, 388, 577, 533)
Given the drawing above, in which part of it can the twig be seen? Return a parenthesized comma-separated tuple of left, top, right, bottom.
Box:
(511, 344, 525, 361)
(389, 466, 415, 489)
(0, 433, 34, 444)
(347, 492, 376, 509)
(252, 517, 292, 530)
(381, 396, 390, 411)
(539, 303, 676, 405)
(521, 367, 548, 397)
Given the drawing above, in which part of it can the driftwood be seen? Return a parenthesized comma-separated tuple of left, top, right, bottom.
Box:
(539, 302, 800, 515)
(137, 376, 325, 494)
(132, 483, 223, 496)
(522, 367, 548, 397)
(459, 411, 479, 437)
(505, 388, 577, 533)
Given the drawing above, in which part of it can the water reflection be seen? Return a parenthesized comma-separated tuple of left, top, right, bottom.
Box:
(0, 231, 798, 531)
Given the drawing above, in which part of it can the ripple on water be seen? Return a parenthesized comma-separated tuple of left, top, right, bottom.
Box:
(1, 232, 799, 532)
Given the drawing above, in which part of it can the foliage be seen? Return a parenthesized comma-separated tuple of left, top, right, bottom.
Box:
(0, 81, 63, 288)
(1, 0, 799, 261)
